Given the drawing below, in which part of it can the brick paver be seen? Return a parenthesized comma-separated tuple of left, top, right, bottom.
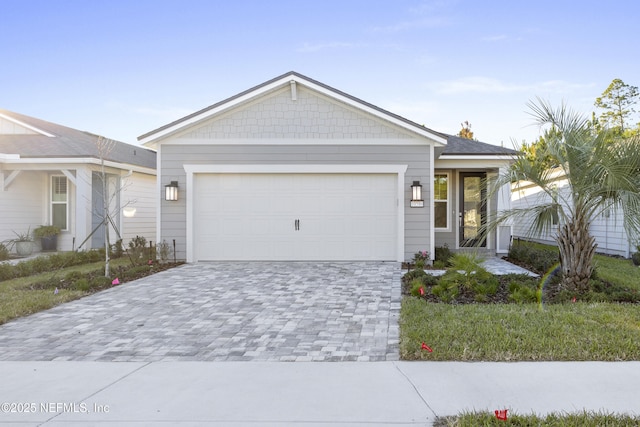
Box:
(0, 262, 401, 361)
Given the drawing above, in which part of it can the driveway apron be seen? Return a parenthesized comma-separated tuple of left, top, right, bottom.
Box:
(0, 262, 401, 362)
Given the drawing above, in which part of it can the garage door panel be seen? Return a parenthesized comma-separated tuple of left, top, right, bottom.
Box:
(194, 173, 398, 261)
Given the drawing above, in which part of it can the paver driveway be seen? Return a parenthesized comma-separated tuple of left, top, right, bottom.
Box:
(0, 262, 402, 361)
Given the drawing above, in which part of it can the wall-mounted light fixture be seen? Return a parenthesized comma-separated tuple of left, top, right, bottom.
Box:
(410, 180, 424, 208)
(123, 207, 137, 218)
(165, 181, 179, 201)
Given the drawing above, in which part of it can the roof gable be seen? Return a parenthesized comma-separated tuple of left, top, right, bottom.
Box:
(139, 71, 448, 146)
(178, 84, 419, 141)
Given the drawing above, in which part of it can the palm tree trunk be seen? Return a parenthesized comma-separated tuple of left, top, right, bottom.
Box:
(556, 216, 596, 293)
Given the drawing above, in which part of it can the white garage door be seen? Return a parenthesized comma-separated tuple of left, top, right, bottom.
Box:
(193, 173, 398, 261)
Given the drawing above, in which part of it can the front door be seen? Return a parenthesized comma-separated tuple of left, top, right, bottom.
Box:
(459, 172, 487, 247)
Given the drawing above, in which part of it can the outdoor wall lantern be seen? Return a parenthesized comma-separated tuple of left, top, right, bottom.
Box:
(122, 207, 137, 218)
(165, 181, 179, 201)
(410, 180, 424, 208)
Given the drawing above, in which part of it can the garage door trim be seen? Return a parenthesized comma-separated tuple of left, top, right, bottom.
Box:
(183, 164, 408, 262)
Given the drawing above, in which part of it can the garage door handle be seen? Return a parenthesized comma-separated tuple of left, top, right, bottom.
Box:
(294, 219, 300, 231)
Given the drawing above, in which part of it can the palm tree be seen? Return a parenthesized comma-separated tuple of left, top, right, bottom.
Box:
(492, 99, 640, 293)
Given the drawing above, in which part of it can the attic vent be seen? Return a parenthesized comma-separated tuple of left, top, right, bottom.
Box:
(290, 80, 297, 101)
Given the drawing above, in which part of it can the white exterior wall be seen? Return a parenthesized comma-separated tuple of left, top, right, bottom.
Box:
(120, 172, 157, 246)
(512, 179, 634, 258)
(0, 170, 44, 251)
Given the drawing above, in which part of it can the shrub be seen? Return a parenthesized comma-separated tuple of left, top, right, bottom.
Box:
(127, 236, 148, 265)
(0, 263, 15, 281)
(156, 240, 171, 262)
(632, 251, 640, 266)
(410, 278, 425, 297)
(73, 278, 91, 292)
(508, 241, 559, 274)
(0, 243, 9, 261)
(111, 239, 124, 259)
(508, 281, 538, 304)
(432, 281, 459, 302)
(434, 244, 453, 265)
(413, 250, 429, 262)
(433, 260, 446, 269)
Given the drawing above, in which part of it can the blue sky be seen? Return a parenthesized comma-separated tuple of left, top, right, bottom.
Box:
(2, 0, 638, 147)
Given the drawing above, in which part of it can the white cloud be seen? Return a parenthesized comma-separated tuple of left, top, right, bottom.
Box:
(482, 34, 508, 42)
(296, 41, 365, 53)
(370, 17, 450, 33)
(429, 77, 595, 95)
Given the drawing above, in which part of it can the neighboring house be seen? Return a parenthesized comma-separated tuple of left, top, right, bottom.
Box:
(512, 169, 637, 258)
(0, 109, 157, 253)
(139, 71, 516, 262)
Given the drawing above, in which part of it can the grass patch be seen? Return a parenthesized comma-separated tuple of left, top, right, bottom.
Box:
(594, 254, 640, 291)
(400, 298, 640, 361)
(435, 410, 640, 426)
(0, 257, 180, 325)
(508, 239, 640, 291)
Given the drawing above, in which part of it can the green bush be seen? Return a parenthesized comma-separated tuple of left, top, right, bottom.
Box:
(127, 236, 148, 265)
(434, 244, 453, 265)
(632, 251, 640, 266)
(0, 264, 13, 281)
(508, 241, 559, 274)
(73, 278, 91, 292)
(432, 281, 459, 302)
(433, 260, 446, 269)
(0, 243, 9, 261)
(508, 281, 538, 304)
(0, 249, 106, 283)
(410, 278, 425, 297)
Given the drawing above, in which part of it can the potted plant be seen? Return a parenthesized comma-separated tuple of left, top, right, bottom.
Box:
(11, 228, 33, 256)
(34, 225, 61, 251)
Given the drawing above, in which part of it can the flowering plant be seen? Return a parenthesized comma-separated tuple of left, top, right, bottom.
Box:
(413, 250, 429, 262)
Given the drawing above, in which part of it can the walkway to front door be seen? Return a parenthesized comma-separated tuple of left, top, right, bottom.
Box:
(0, 262, 401, 362)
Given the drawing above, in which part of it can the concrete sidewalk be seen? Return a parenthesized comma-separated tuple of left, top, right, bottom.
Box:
(2, 361, 638, 426)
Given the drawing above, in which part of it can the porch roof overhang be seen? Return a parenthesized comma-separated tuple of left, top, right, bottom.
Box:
(435, 154, 515, 169)
(0, 155, 156, 175)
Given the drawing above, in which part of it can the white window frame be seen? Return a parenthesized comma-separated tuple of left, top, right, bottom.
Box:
(51, 175, 69, 231)
(434, 172, 450, 231)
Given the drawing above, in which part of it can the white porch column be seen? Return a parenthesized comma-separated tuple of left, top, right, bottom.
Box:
(496, 166, 512, 254)
(74, 167, 92, 250)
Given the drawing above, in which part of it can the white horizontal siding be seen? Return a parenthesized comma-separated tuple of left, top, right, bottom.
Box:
(120, 172, 157, 246)
(512, 181, 634, 257)
(0, 171, 44, 251)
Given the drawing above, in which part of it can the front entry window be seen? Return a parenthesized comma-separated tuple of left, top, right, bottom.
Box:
(51, 175, 68, 230)
(434, 173, 449, 229)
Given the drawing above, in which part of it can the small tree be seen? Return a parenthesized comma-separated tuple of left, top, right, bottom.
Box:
(490, 99, 640, 293)
(594, 78, 639, 134)
(457, 120, 475, 140)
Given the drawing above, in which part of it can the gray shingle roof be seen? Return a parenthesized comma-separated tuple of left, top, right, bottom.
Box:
(0, 109, 156, 169)
(443, 135, 518, 156)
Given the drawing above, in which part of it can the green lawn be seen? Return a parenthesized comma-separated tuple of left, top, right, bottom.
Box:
(594, 253, 640, 291)
(511, 239, 639, 290)
(435, 411, 640, 426)
(0, 258, 130, 325)
(400, 298, 640, 361)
